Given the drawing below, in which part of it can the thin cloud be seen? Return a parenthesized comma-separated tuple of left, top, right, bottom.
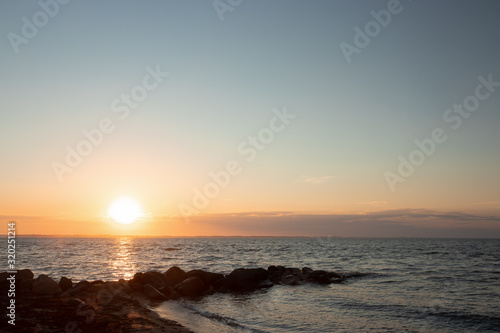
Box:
(297, 175, 336, 184)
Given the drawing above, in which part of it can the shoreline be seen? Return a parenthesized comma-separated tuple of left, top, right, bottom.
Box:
(0, 271, 192, 332)
(1, 266, 363, 332)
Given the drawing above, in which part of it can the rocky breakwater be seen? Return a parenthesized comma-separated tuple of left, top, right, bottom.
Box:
(0, 266, 367, 332)
(128, 265, 369, 300)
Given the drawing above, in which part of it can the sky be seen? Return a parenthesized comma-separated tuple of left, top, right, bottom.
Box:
(1, 0, 499, 237)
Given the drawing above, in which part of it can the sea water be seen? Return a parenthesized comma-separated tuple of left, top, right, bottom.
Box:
(5, 237, 500, 332)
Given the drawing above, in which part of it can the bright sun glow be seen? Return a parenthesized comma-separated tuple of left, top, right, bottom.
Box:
(108, 197, 143, 225)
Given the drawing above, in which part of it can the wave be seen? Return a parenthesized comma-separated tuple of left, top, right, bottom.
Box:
(178, 300, 266, 333)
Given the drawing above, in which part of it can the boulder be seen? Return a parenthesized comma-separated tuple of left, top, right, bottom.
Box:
(185, 270, 225, 288)
(165, 266, 186, 279)
(175, 277, 205, 297)
(282, 274, 301, 286)
(60, 280, 90, 297)
(33, 274, 62, 295)
(301, 267, 313, 274)
(59, 277, 73, 291)
(143, 284, 168, 300)
(19, 278, 34, 293)
(224, 268, 268, 292)
(142, 271, 166, 291)
(18, 269, 34, 280)
(129, 272, 144, 291)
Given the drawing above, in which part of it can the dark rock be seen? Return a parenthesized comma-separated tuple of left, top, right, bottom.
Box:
(60, 280, 90, 297)
(175, 277, 205, 297)
(342, 272, 367, 279)
(185, 270, 224, 288)
(224, 268, 269, 292)
(164, 266, 187, 287)
(33, 274, 62, 295)
(317, 274, 331, 285)
(104, 280, 130, 295)
(216, 286, 229, 293)
(309, 270, 332, 284)
(129, 272, 144, 291)
(19, 278, 34, 293)
(143, 284, 168, 300)
(166, 247, 181, 251)
(327, 272, 342, 279)
(59, 276, 73, 291)
(18, 269, 34, 280)
(301, 267, 313, 274)
(142, 271, 167, 291)
(282, 274, 301, 286)
(268, 265, 286, 272)
(165, 266, 186, 279)
(258, 279, 274, 288)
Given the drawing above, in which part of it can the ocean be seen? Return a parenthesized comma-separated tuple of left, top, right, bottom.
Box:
(5, 237, 500, 332)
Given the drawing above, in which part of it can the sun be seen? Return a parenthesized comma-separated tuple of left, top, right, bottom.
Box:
(108, 197, 143, 225)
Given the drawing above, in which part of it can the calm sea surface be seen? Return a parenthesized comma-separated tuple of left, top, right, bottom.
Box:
(4, 237, 500, 332)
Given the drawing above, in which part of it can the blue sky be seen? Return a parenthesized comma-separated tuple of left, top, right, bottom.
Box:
(1, 0, 499, 236)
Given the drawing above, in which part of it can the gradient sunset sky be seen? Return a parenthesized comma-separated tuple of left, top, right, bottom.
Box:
(1, 0, 499, 237)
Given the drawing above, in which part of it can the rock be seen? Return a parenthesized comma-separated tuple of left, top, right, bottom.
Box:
(164, 266, 187, 286)
(129, 272, 144, 291)
(327, 272, 342, 279)
(301, 267, 313, 274)
(18, 269, 34, 280)
(185, 270, 225, 288)
(169, 291, 181, 300)
(60, 280, 90, 297)
(33, 274, 62, 295)
(268, 265, 286, 272)
(142, 271, 166, 291)
(143, 284, 168, 300)
(224, 268, 268, 292)
(165, 266, 186, 279)
(282, 274, 301, 286)
(342, 272, 367, 279)
(19, 278, 34, 293)
(104, 281, 130, 295)
(166, 247, 181, 251)
(216, 286, 229, 293)
(59, 276, 72, 291)
(175, 277, 206, 297)
(317, 274, 331, 284)
(258, 279, 273, 288)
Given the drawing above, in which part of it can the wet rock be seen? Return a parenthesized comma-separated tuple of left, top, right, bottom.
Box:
(164, 266, 187, 287)
(342, 272, 367, 279)
(185, 270, 225, 288)
(301, 267, 313, 274)
(317, 274, 331, 284)
(216, 286, 229, 293)
(327, 272, 342, 279)
(142, 271, 167, 291)
(258, 279, 274, 288)
(175, 277, 205, 297)
(59, 276, 73, 291)
(19, 278, 34, 293)
(224, 268, 268, 292)
(60, 280, 90, 297)
(129, 272, 144, 291)
(104, 280, 131, 295)
(33, 274, 62, 295)
(282, 274, 301, 286)
(143, 284, 168, 301)
(18, 269, 34, 280)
